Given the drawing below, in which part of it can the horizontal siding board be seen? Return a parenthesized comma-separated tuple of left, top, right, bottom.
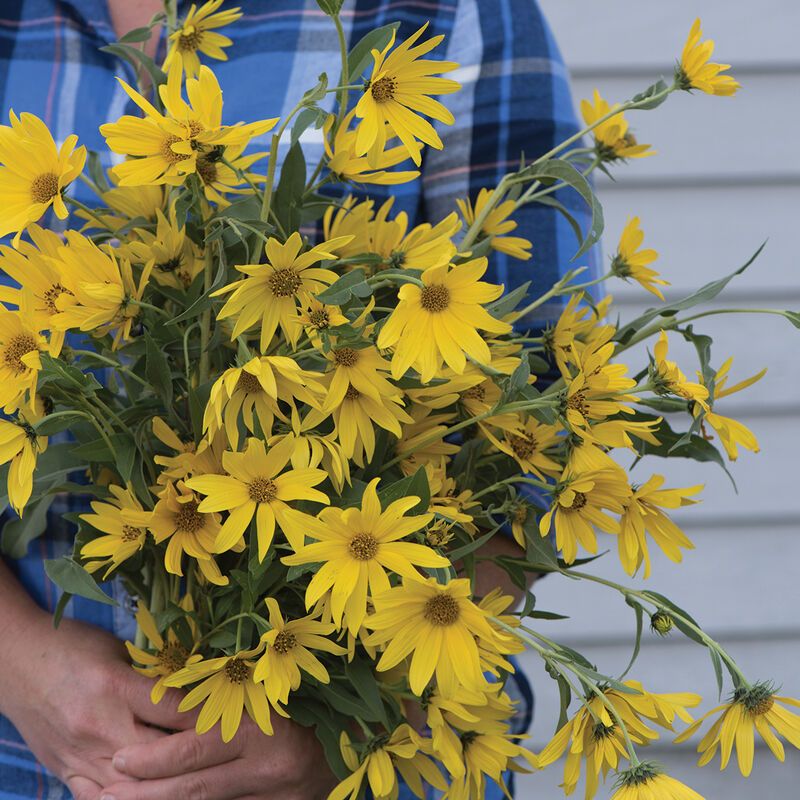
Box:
(539, 0, 800, 69)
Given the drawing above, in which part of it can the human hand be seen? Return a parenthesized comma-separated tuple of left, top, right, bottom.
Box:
(102, 712, 337, 800)
(0, 611, 191, 800)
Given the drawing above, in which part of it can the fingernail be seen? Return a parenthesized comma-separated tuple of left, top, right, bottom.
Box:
(100, 795, 116, 800)
(112, 753, 126, 770)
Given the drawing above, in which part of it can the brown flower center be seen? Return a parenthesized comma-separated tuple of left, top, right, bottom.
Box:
(272, 630, 297, 654)
(567, 491, 588, 511)
(161, 134, 190, 165)
(30, 172, 60, 204)
(236, 371, 263, 394)
(178, 27, 204, 52)
(157, 642, 189, 673)
(370, 76, 397, 103)
(174, 500, 204, 533)
(267, 267, 302, 298)
(3, 334, 37, 374)
(424, 593, 460, 626)
(508, 433, 537, 461)
(420, 284, 450, 313)
(308, 308, 329, 329)
(513, 505, 528, 525)
(333, 347, 359, 367)
(348, 532, 378, 561)
(462, 384, 486, 402)
(196, 156, 218, 185)
(248, 477, 277, 503)
(748, 696, 774, 716)
(42, 283, 73, 314)
(344, 385, 360, 401)
(122, 524, 144, 542)
(224, 657, 250, 684)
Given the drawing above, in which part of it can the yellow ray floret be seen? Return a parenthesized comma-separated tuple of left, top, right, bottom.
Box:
(611, 217, 668, 300)
(456, 188, 532, 261)
(580, 91, 654, 161)
(677, 18, 740, 96)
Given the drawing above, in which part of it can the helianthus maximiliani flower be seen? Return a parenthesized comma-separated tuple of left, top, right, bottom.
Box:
(580, 90, 654, 162)
(676, 18, 740, 96)
(611, 217, 669, 300)
(456, 188, 532, 261)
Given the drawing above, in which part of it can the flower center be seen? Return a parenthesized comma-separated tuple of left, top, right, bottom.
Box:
(508, 433, 537, 461)
(156, 256, 183, 273)
(236, 371, 263, 394)
(333, 347, 359, 367)
(423, 593, 460, 626)
(592, 721, 615, 741)
(3, 334, 37, 374)
(42, 283, 73, 314)
(267, 267, 302, 298)
(248, 477, 277, 503)
(566, 390, 587, 415)
(567, 491, 588, 511)
(420, 284, 450, 313)
(344, 385, 360, 401)
(308, 308, 329, 329)
(224, 657, 250, 684)
(348, 532, 378, 561)
(157, 642, 189, 672)
(174, 500, 204, 533)
(30, 172, 60, 204)
(178, 26, 204, 52)
(370, 76, 397, 103)
(161, 134, 190, 165)
(272, 630, 297, 654)
(462, 384, 486, 402)
(513, 505, 528, 524)
(196, 156, 218, 185)
(122, 524, 144, 542)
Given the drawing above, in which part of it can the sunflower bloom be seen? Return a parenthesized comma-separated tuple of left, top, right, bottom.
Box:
(253, 598, 346, 705)
(282, 478, 447, 635)
(80, 486, 151, 578)
(651, 331, 710, 410)
(618, 475, 702, 578)
(395, 406, 459, 477)
(213, 232, 354, 351)
(0, 401, 47, 515)
(125, 597, 202, 703)
(163, 0, 242, 78)
(354, 23, 460, 166)
(152, 417, 226, 484)
(366, 577, 505, 697)
(0, 311, 51, 413)
(611, 217, 668, 300)
(677, 18, 740, 96)
(165, 647, 276, 742)
(611, 764, 704, 800)
(483, 416, 563, 480)
(0, 111, 86, 242)
(539, 469, 631, 564)
(456, 188, 532, 261)
(674, 683, 800, 776)
(580, 91, 654, 161)
(377, 258, 512, 382)
(322, 196, 375, 260)
(186, 435, 329, 560)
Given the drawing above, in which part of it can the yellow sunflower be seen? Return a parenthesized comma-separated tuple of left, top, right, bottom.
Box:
(618, 475, 702, 578)
(539, 468, 631, 564)
(152, 417, 226, 484)
(253, 598, 346, 705)
(0, 111, 86, 243)
(674, 683, 800, 776)
(186, 434, 329, 560)
(611, 765, 704, 800)
(677, 18, 740, 97)
(0, 399, 47, 515)
(456, 188, 532, 261)
(213, 232, 353, 351)
(321, 343, 396, 412)
(322, 195, 375, 260)
(0, 310, 51, 413)
(611, 217, 668, 300)
(483, 416, 563, 480)
(80, 485, 151, 578)
(282, 477, 447, 635)
(163, 0, 242, 77)
(269, 430, 351, 494)
(354, 23, 460, 166)
(195, 142, 266, 206)
(580, 90, 654, 161)
(165, 647, 276, 742)
(366, 577, 504, 697)
(652, 331, 710, 410)
(377, 258, 512, 382)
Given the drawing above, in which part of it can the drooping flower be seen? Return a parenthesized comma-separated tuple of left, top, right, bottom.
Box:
(163, 0, 242, 78)
(674, 683, 800, 776)
(0, 311, 51, 412)
(483, 416, 563, 480)
(377, 258, 512, 382)
(354, 23, 460, 166)
(0, 399, 47, 515)
(456, 188, 532, 261)
(611, 763, 705, 800)
(677, 18, 740, 96)
(580, 90, 654, 162)
(282, 478, 447, 635)
(0, 111, 86, 242)
(651, 331, 710, 410)
(611, 217, 668, 300)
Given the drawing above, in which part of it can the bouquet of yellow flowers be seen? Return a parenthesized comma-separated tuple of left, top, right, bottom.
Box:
(0, 2, 797, 797)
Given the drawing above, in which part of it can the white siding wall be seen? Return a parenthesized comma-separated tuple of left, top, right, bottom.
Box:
(517, 2, 800, 796)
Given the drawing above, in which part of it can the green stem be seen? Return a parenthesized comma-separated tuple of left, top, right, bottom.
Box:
(132, 300, 171, 319)
(332, 13, 351, 134)
(69, 349, 150, 389)
(470, 475, 552, 502)
(198, 242, 214, 385)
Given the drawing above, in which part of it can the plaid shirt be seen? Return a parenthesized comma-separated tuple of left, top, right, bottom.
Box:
(0, 1, 597, 796)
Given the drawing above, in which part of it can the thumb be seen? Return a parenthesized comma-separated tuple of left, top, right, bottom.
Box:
(118, 668, 198, 731)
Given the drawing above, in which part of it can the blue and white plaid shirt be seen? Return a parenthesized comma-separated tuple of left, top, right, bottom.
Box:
(0, 1, 598, 796)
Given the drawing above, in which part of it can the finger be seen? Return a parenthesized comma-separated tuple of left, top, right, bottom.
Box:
(113, 728, 242, 780)
(119, 669, 197, 731)
(101, 763, 250, 800)
(67, 775, 102, 800)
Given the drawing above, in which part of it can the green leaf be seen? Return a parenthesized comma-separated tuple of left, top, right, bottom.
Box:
(486, 281, 531, 319)
(315, 0, 344, 16)
(118, 25, 156, 43)
(34, 412, 88, 436)
(780, 310, 800, 329)
(445, 527, 498, 561)
(532, 195, 584, 245)
(347, 23, 399, 82)
(53, 591, 73, 628)
(168, 250, 228, 325)
(1, 494, 56, 558)
(554, 673, 572, 730)
(316, 268, 372, 305)
(709, 648, 724, 698)
(345, 658, 389, 727)
(618, 598, 644, 680)
(273, 141, 307, 234)
(631, 78, 670, 110)
(38, 353, 102, 395)
(523, 159, 604, 259)
(642, 591, 705, 646)
(300, 72, 329, 107)
(43, 557, 117, 606)
(615, 243, 766, 345)
(378, 467, 430, 515)
(145, 332, 174, 407)
(292, 106, 327, 145)
(87, 150, 110, 192)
